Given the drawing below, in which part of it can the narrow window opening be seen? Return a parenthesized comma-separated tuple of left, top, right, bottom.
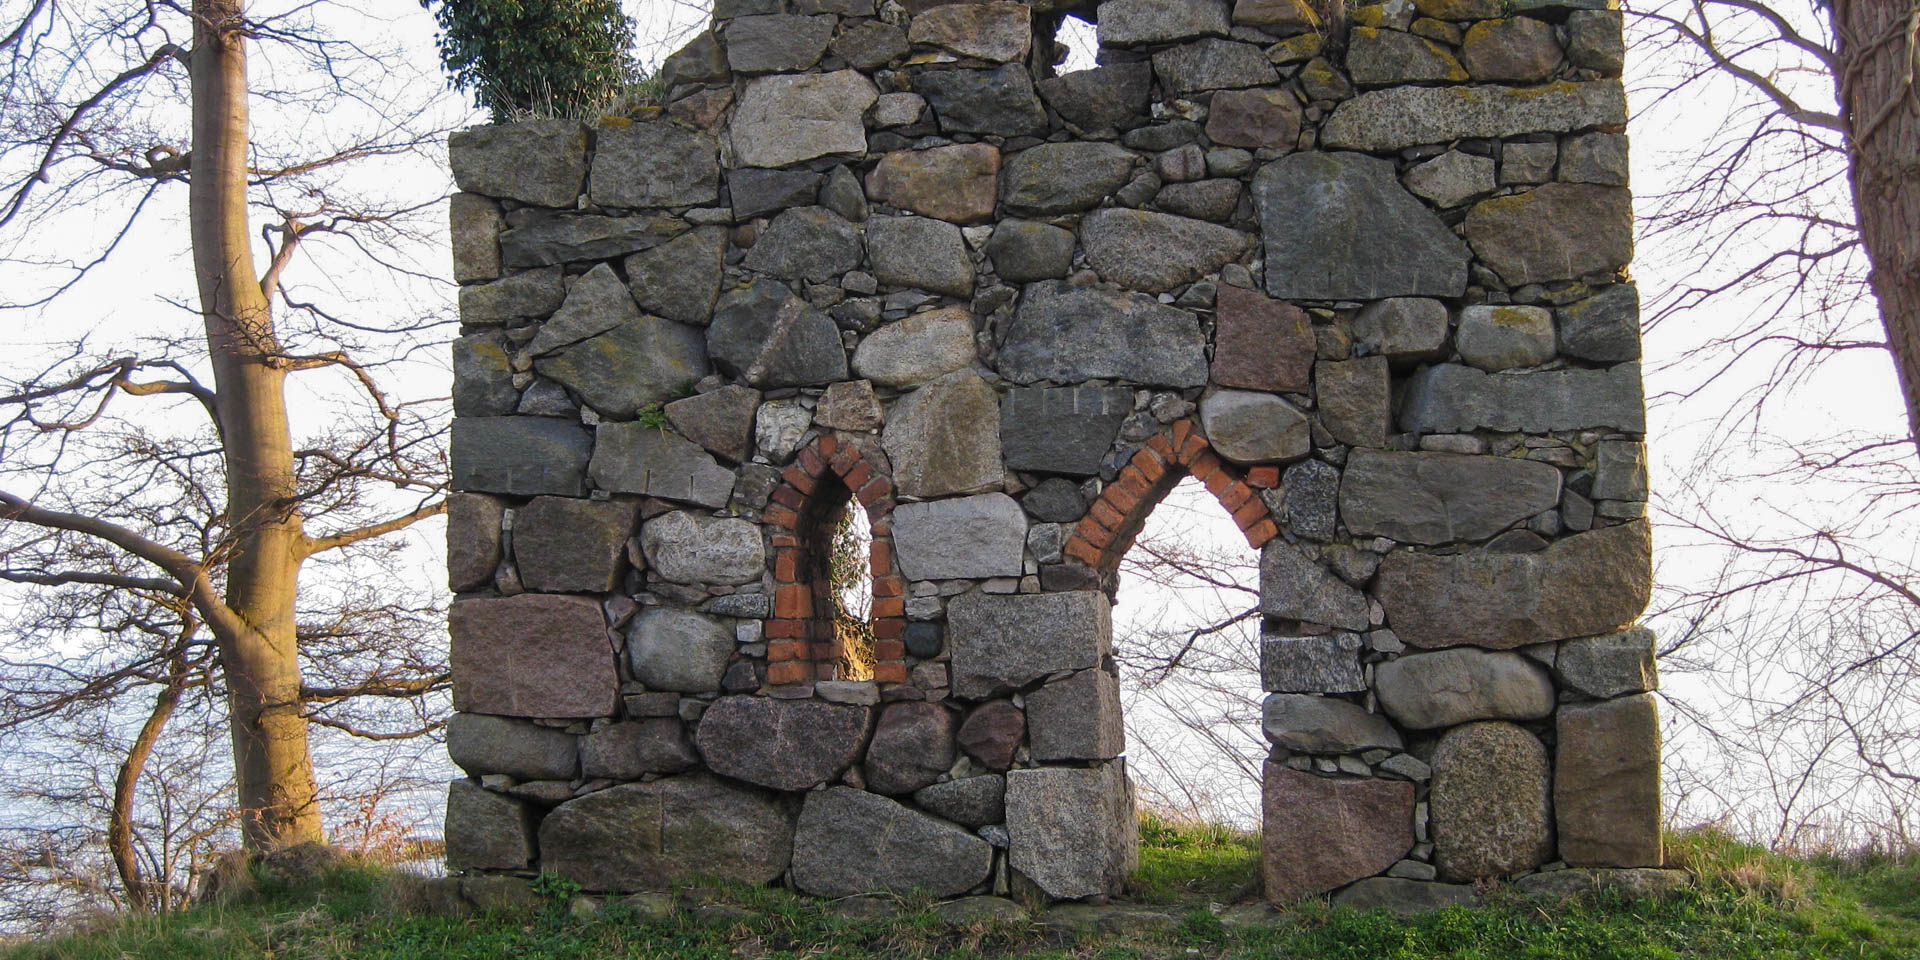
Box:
(827, 495, 875, 681)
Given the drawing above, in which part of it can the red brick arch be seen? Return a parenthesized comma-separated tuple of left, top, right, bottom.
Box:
(761, 434, 907, 687)
(1062, 418, 1282, 575)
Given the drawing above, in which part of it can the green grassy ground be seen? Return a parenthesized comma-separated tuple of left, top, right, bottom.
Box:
(6, 824, 1917, 960)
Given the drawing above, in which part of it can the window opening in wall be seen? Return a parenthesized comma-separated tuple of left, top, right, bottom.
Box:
(1054, 14, 1099, 73)
(1111, 475, 1267, 831)
(827, 496, 875, 682)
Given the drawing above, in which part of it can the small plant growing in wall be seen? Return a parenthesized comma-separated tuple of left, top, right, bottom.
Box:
(531, 871, 582, 904)
(636, 402, 671, 432)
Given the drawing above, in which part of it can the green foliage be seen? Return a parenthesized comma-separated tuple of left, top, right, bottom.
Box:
(635, 403, 671, 432)
(531, 871, 583, 903)
(419, 0, 638, 121)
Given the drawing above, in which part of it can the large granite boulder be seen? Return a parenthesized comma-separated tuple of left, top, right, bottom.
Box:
(866, 144, 1001, 224)
(1000, 282, 1208, 387)
(1079, 208, 1248, 293)
(742, 206, 863, 282)
(891, 492, 1028, 580)
(1465, 183, 1634, 286)
(513, 497, 639, 592)
(1339, 450, 1562, 545)
(580, 718, 700, 780)
(1555, 626, 1659, 699)
(913, 775, 1006, 827)
(457, 266, 564, 325)
(1556, 693, 1663, 867)
(1006, 764, 1137, 900)
(868, 215, 975, 297)
(1399, 362, 1647, 434)
(1261, 541, 1371, 631)
(1321, 81, 1627, 152)
(449, 594, 616, 718)
(1253, 151, 1470, 300)
(1429, 722, 1554, 881)
(1557, 283, 1642, 363)
(538, 774, 792, 891)
(1262, 764, 1414, 902)
(1036, 63, 1154, 133)
(791, 788, 994, 898)
(693, 695, 871, 791)
(446, 493, 505, 592)
(708, 279, 849, 388)
(999, 386, 1133, 476)
(1374, 648, 1556, 729)
(450, 417, 592, 497)
(1374, 520, 1652, 649)
(626, 227, 726, 326)
(452, 332, 516, 417)
(948, 592, 1111, 699)
(909, 3, 1031, 62)
(446, 713, 577, 781)
(664, 384, 761, 463)
(1097, 0, 1229, 46)
(535, 316, 709, 420)
(1211, 284, 1314, 392)
(449, 121, 586, 208)
(957, 700, 1026, 770)
(1262, 694, 1402, 753)
(588, 423, 736, 509)
(731, 71, 877, 168)
(863, 701, 958, 795)
(498, 211, 687, 269)
(589, 122, 719, 208)
(1201, 390, 1310, 464)
(445, 780, 535, 872)
(640, 512, 765, 586)
(627, 607, 734, 693)
(1026, 669, 1126, 761)
(914, 63, 1049, 137)
(1000, 143, 1139, 216)
(852, 307, 977, 389)
(1261, 631, 1365, 693)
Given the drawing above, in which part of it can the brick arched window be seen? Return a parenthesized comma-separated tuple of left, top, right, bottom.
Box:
(1064, 418, 1281, 577)
(762, 435, 907, 687)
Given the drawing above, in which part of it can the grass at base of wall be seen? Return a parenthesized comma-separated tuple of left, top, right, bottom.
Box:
(5, 825, 1918, 960)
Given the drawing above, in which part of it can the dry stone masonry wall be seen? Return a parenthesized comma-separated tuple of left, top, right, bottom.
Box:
(442, 0, 1668, 910)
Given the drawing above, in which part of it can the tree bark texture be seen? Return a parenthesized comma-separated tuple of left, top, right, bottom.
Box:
(188, 0, 323, 849)
(109, 677, 185, 911)
(1833, 1, 1920, 449)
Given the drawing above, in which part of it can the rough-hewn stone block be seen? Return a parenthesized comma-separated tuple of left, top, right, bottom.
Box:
(1556, 693, 1663, 867)
(538, 774, 791, 891)
(1376, 520, 1651, 649)
(1006, 764, 1137, 900)
(948, 592, 1111, 699)
(1262, 764, 1414, 902)
(450, 594, 616, 718)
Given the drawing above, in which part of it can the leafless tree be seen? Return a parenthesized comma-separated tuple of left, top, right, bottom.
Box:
(0, 0, 460, 874)
(1627, 0, 1920, 849)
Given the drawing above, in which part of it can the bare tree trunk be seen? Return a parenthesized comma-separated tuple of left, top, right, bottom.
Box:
(187, 0, 322, 850)
(1834, 1, 1920, 449)
(108, 677, 184, 911)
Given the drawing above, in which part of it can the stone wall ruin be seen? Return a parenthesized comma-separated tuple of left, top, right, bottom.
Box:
(441, 0, 1665, 908)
